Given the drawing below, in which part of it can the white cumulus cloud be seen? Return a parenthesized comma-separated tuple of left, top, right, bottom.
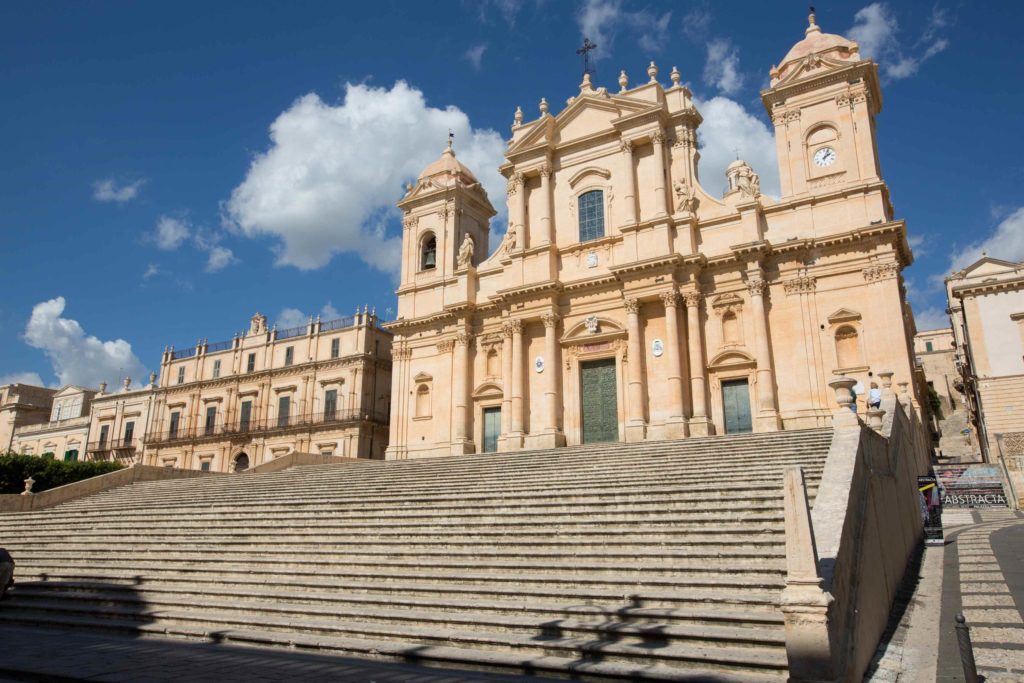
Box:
(948, 207, 1024, 272)
(703, 38, 744, 95)
(847, 3, 949, 81)
(0, 372, 46, 387)
(205, 246, 236, 272)
(913, 306, 950, 332)
(464, 43, 487, 70)
(694, 96, 780, 198)
(577, 0, 671, 58)
(23, 297, 147, 389)
(153, 215, 191, 250)
(93, 178, 145, 203)
(225, 81, 507, 275)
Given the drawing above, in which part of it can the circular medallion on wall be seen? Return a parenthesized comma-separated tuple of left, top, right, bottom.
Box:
(534, 356, 545, 373)
(652, 339, 664, 357)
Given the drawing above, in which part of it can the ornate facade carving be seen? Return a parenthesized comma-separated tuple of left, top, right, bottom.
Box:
(659, 290, 679, 309)
(541, 312, 561, 329)
(651, 130, 665, 145)
(682, 290, 703, 308)
(711, 293, 744, 317)
(783, 276, 817, 295)
(436, 339, 455, 354)
(863, 262, 900, 282)
(673, 180, 700, 214)
(619, 139, 633, 154)
(456, 233, 474, 269)
(453, 332, 473, 347)
(623, 297, 641, 315)
(402, 214, 418, 230)
(747, 278, 769, 297)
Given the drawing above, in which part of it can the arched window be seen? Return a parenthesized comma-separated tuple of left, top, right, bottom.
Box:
(421, 234, 437, 270)
(723, 312, 740, 344)
(234, 453, 249, 472)
(835, 325, 860, 368)
(578, 190, 605, 242)
(415, 384, 431, 417)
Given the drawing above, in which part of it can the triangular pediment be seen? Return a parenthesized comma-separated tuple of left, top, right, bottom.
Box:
(960, 257, 1022, 278)
(827, 308, 861, 324)
(507, 94, 659, 154)
(53, 385, 91, 398)
(412, 371, 433, 383)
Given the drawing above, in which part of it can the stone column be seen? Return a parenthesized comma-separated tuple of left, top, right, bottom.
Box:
(620, 139, 637, 226)
(513, 172, 527, 252)
(624, 297, 647, 442)
(660, 290, 687, 439)
(537, 312, 565, 448)
(748, 275, 781, 431)
(500, 322, 513, 448)
(651, 130, 668, 218)
(684, 290, 711, 435)
(509, 319, 525, 449)
(539, 164, 553, 246)
(451, 331, 473, 454)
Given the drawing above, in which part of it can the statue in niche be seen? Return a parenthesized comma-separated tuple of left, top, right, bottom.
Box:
(456, 233, 475, 269)
(502, 225, 518, 255)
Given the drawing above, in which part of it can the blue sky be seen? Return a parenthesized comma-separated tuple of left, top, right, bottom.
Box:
(2, 0, 1022, 389)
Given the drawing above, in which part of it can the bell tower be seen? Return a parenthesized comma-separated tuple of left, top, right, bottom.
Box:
(762, 9, 884, 200)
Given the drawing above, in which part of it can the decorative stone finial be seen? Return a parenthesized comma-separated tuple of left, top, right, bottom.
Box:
(22, 477, 35, 496)
(828, 377, 860, 428)
(539, 97, 548, 115)
(98, 381, 107, 394)
(647, 61, 658, 83)
(513, 106, 523, 128)
(877, 370, 895, 400)
(149, 371, 157, 386)
(866, 408, 886, 432)
(579, 72, 594, 93)
(670, 66, 681, 87)
(122, 376, 131, 391)
(807, 6, 821, 35)
(618, 70, 628, 91)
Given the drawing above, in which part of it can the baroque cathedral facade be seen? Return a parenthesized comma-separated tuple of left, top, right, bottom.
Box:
(385, 13, 920, 459)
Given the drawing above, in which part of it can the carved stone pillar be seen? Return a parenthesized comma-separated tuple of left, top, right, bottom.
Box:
(539, 164, 553, 246)
(620, 139, 637, 226)
(500, 322, 514, 449)
(624, 297, 647, 442)
(651, 130, 668, 218)
(509, 319, 525, 449)
(684, 290, 712, 435)
(660, 290, 687, 439)
(451, 331, 473, 454)
(536, 312, 566, 448)
(748, 275, 781, 431)
(513, 172, 527, 252)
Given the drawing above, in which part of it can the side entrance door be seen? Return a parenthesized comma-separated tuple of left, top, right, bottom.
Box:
(482, 407, 501, 453)
(722, 378, 753, 434)
(581, 358, 619, 444)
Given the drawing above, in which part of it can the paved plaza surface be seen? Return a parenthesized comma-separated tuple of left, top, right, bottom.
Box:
(0, 509, 1022, 683)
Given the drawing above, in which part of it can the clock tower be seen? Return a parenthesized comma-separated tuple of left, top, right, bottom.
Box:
(762, 9, 884, 200)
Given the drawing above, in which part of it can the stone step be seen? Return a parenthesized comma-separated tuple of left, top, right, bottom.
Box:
(10, 582, 785, 626)
(0, 609, 787, 682)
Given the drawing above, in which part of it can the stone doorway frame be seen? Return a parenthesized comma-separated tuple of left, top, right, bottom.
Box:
(707, 349, 757, 435)
(560, 316, 629, 447)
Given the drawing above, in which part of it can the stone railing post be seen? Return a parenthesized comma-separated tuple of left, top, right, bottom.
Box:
(866, 408, 886, 432)
(781, 466, 836, 681)
(21, 477, 35, 496)
(828, 377, 860, 429)
(878, 370, 895, 400)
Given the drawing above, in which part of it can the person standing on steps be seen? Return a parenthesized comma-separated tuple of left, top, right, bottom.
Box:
(868, 382, 882, 409)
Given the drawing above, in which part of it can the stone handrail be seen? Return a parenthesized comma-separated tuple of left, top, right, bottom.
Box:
(782, 378, 926, 681)
(245, 452, 367, 474)
(0, 465, 211, 513)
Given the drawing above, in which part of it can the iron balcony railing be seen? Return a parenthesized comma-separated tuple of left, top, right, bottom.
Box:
(205, 339, 233, 353)
(87, 438, 137, 452)
(276, 324, 308, 340)
(171, 346, 198, 360)
(147, 408, 389, 446)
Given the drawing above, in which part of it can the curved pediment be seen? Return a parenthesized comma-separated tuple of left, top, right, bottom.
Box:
(708, 349, 756, 370)
(568, 166, 612, 189)
(561, 315, 626, 345)
(472, 382, 503, 399)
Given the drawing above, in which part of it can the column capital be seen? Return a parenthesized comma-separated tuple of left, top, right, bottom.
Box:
(682, 290, 703, 308)
(454, 331, 474, 346)
(541, 312, 561, 328)
(747, 277, 769, 297)
(659, 290, 680, 308)
(539, 163, 552, 178)
(619, 138, 634, 154)
(503, 319, 523, 336)
(651, 130, 665, 145)
(623, 297, 641, 315)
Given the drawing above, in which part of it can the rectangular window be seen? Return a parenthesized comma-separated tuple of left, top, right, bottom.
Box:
(284, 346, 294, 367)
(247, 353, 256, 373)
(577, 190, 605, 242)
(124, 421, 135, 445)
(63, 449, 78, 461)
(239, 400, 252, 431)
(98, 424, 109, 447)
(212, 359, 221, 378)
(169, 411, 180, 438)
(277, 395, 290, 428)
(204, 406, 217, 435)
(51, 402, 62, 422)
(925, 341, 934, 352)
(177, 366, 185, 384)
(324, 389, 338, 420)
(331, 338, 340, 359)
(200, 461, 211, 472)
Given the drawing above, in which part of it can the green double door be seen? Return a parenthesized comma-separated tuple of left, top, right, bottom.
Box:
(482, 407, 501, 453)
(722, 379, 753, 434)
(581, 358, 619, 444)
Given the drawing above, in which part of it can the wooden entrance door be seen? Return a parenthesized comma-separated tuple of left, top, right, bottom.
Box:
(722, 379, 753, 434)
(581, 358, 619, 443)
(482, 407, 501, 453)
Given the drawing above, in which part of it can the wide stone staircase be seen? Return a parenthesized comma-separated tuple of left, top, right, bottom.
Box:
(0, 429, 834, 681)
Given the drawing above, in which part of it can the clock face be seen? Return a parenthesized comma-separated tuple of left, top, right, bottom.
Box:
(814, 146, 837, 168)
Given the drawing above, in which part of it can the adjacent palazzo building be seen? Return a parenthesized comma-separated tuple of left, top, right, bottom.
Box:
(145, 309, 391, 471)
(385, 12, 922, 459)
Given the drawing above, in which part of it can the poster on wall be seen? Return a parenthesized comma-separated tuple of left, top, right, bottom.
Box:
(918, 474, 944, 546)
(933, 465, 1009, 508)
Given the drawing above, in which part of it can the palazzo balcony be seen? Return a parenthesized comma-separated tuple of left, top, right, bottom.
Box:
(86, 438, 138, 463)
(146, 408, 389, 447)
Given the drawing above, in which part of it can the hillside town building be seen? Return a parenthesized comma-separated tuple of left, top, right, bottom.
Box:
(8, 385, 96, 460)
(144, 309, 391, 471)
(385, 12, 923, 458)
(86, 376, 159, 465)
(0, 383, 55, 452)
(913, 326, 977, 459)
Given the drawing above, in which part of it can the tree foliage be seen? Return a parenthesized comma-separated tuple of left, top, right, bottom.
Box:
(0, 454, 124, 494)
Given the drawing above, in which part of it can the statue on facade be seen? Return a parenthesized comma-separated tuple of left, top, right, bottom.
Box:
(502, 225, 518, 255)
(456, 233, 475, 269)
(673, 180, 700, 214)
